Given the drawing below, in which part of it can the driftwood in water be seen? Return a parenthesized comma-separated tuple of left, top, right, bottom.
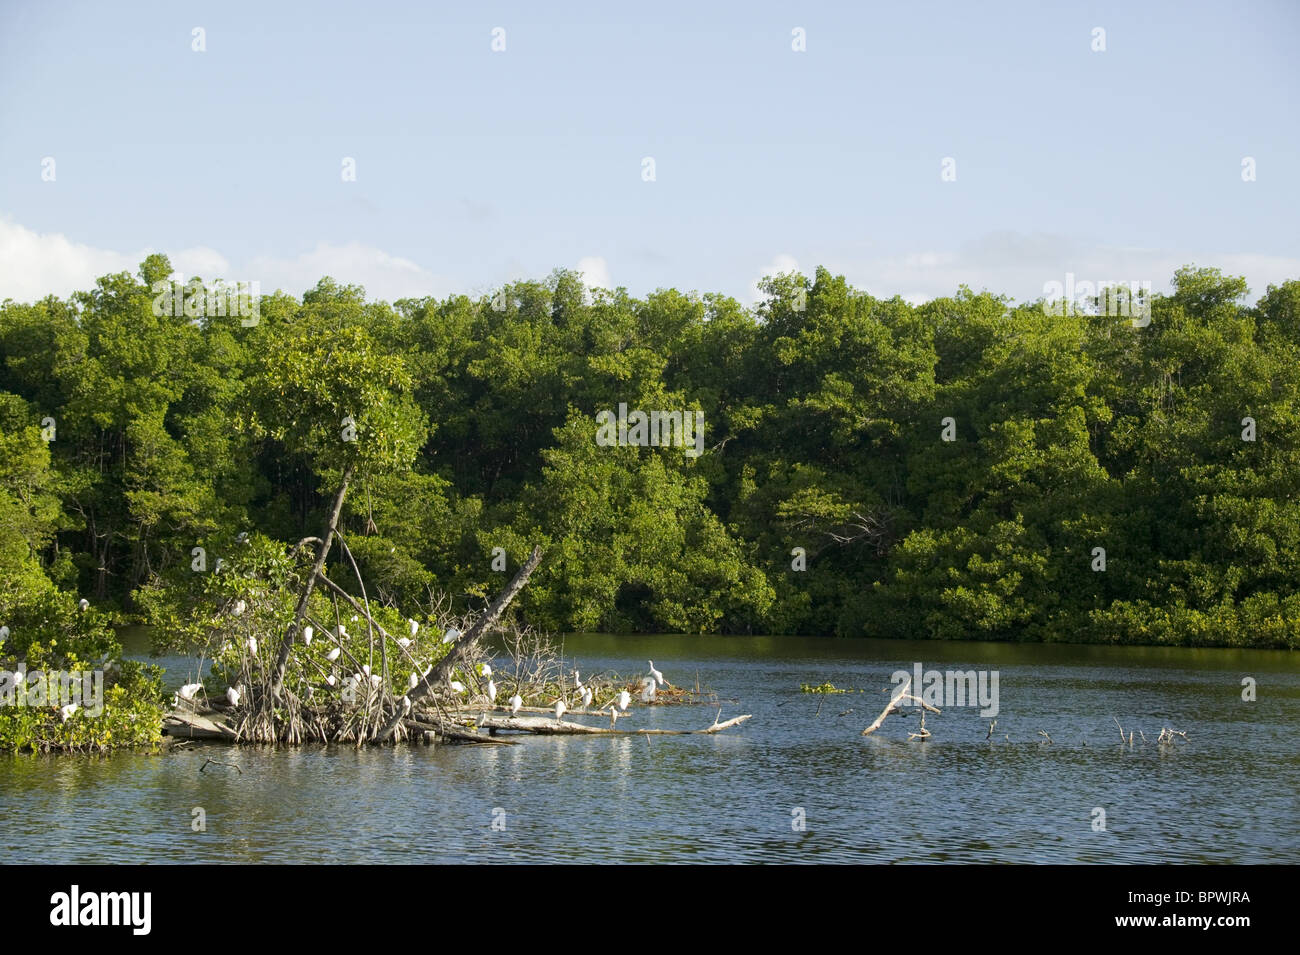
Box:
(462, 712, 752, 736)
(164, 709, 237, 740)
(861, 678, 941, 736)
(402, 719, 520, 745)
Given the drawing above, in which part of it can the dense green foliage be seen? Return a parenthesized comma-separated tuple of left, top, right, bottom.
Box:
(3, 258, 1299, 651)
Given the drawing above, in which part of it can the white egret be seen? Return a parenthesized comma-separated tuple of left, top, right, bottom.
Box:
(246, 636, 258, 654)
(226, 686, 242, 707)
(574, 670, 583, 689)
(361, 664, 371, 677)
(326, 646, 341, 662)
(236, 531, 249, 544)
(509, 694, 522, 717)
(442, 627, 461, 644)
(351, 615, 359, 623)
(326, 674, 337, 687)
(178, 682, 203, 702)
(449, 681, 466, 694)
(370, 674, 382, 689)
(608, 706, 618, 729)
(639, 678, 656, 703)
(233, 600, 246, 616)
(648, 660, 669, 687)
(60, 703, 78, 721)
(617, 690, 631, 712)
(78, 598, 89, 612)
(555, 699, 566, 722)
(302, 625, 314, 646)
(337, 624, 347, 639)
(486, 678, 497, 703)
(402, 696, 412, 714)
(479, 663, 492, 678)
(580, 686, 593, 708)
(0, 625, 10, 642)
(408, 619, 419, 637)
(408, 672, 419, 690)
(397, 637, 411, 649)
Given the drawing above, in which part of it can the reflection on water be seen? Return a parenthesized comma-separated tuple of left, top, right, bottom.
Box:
(3, 634, 1297, 863)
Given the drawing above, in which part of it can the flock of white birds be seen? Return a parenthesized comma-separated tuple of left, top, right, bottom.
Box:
(152, 598, 677, 734)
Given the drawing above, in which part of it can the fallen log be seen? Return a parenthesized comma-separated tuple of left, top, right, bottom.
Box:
(403, 719, 519, 745)
(163, 710, 238, 740)
(464, 712, 752, 736)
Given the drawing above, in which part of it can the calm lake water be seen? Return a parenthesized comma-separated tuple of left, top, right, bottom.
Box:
(3, 633, 1297, 863)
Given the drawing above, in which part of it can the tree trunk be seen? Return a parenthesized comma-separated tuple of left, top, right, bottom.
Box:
(270, 463, 354, 698)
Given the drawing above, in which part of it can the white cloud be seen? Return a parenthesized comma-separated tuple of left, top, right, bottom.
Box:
(246, 242, 439, 301)
(834, 234, 1300, 306)
(751, 253, 801, 303)
(0, 219, 442, 304)
(576, 255, 611, 290)
(0, 217, 228, 301)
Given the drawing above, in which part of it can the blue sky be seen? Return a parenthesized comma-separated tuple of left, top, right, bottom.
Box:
(1, 0, 1297, 305)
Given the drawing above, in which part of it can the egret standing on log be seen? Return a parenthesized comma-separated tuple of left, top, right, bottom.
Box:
(509, 693, 522, 717)
(648, 661, 669, 687)
(486, 678, 497, 703)
(555, 699, 566, 723)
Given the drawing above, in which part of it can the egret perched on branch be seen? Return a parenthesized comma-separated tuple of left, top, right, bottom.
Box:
(554, 699, 566, 722)
(370, 674, 382, 689)
(302, 625, 314, 646)
(574, 670, 583, 689)
(608, 705, 618, 729)
(509, 694, 522, 717)
(479, 663, 492, 679)
(648, 661, 669, 687)
(233, 600, 246, 616)
(580, 686, 593, 708)
(0, 625, 9, 643)
(442, 627, 461, 644)
(402, 696, 412, 714)
(617, 690, 631, 712)
(397, 637, 411, 649)
(337, 624, 347, 639)
(326, 646, 341, 662)
(78, 599, 89, 612)
(486, 678, 497, 703)
(449, 681, 466, 694)
(408, 672, 419, 690)
(361, 664, 371, 678)
(178, 682, 203, 702)
(639, 678, 656, 703)
(408, 619, 419, 638)
(246, 636, 258, 654)
(326, 674, 337, 687)
(226, 685, 242, 707)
